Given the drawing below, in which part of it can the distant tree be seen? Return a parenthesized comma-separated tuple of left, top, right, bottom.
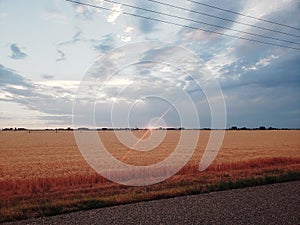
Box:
(259, 126, 266, 130)
(3, 128, 13, 131)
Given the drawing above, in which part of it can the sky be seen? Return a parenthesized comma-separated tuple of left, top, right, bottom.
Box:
(0, 0, 299, 129)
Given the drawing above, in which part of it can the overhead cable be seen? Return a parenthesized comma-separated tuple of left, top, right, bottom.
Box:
(65, 0, 300, 50)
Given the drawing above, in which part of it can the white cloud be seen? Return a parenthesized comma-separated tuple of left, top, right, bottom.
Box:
(124, 27, 134, 33)
(206, 47, 237, 78)
(41, 11, 69, 24)
(118, 34, 131, 42)
(181, 29, 221, 42)
(242, 54, 279, 71)
(35, 80, 79, 90)
(107, 4, 121, 23)
(240, 0, 290, 19)
(256, 54, 278, 67)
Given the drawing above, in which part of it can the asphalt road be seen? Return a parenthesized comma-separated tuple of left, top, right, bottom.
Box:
(4, 181, 300, 225)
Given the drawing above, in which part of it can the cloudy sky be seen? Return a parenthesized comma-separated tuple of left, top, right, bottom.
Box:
(0, 0, 299, 129)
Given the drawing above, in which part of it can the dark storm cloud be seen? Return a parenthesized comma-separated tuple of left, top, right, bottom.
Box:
(174, 0, 300, 128)
(224, 83, 300, 128)
(0, 64, 32, 88)
(134, 1, 160, 33)
(0, 64, 73, 117)
(248, 1, 300, 46)
(217, 49, 300, 128)
(188, 0, 242, 33)
(232, 7, 300, 58)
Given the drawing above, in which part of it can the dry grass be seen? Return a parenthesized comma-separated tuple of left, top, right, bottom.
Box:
(0, 130, 299, 222)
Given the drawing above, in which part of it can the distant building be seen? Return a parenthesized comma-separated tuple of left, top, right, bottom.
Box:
(240, 127, 249, 130)
(77, 127, 89, 131)
(17, 128, 27, 131)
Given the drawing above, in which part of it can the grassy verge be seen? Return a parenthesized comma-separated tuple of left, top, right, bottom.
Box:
(1, 171, 299, 223)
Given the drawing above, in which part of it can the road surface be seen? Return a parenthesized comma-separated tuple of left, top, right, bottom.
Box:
(4, 181, 300, 225)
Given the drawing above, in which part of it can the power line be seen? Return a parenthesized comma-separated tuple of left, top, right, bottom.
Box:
(147, 0, 300, 39)
(65, 0, 300, 50)
(186, 0, 300, 31)
(101, 0, 299, 45)
(66, 0, 299, 50)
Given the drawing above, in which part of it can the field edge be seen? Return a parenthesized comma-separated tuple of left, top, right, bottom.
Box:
(1, 171, 299, 223)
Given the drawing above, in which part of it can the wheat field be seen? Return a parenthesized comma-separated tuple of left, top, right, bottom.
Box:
(0, 130, 299, 221)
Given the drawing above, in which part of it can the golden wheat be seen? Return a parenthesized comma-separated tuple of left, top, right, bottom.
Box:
(0, 130, 299, 221)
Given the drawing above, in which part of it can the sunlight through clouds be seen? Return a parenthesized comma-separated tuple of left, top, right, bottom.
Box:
(107, 4, 121, 23)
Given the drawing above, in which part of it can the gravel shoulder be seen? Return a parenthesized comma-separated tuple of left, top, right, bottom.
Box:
(4, 181, 300, 225)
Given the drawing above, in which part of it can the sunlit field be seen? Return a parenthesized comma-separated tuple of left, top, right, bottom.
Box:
(1, 130, 299, 222)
